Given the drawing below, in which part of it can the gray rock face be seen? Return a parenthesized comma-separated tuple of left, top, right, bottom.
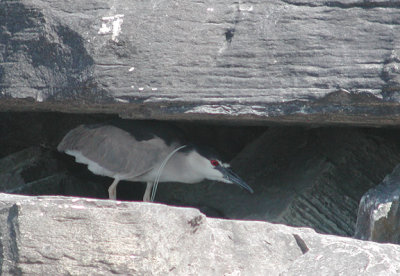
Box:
(2, 1, 400, 269)
(158, 127, 400, 236)
(1, 193, 400, 275)
(1, 0, 400, 125)
(355, 164, 400, 244)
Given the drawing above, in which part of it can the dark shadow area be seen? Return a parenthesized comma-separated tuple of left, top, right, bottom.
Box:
(0, 2, 108, 101)
(2, 111, 400, 238)
(0, 111, 264, 200)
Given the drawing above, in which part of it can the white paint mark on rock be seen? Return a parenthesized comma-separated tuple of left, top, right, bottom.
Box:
(36, 91, 43, 102)
(70, 205, 86, 210)
(207, 7, 214, 12)
(239, 4, 253, 12)
(129, 67, 135, 72)
(138, 87, 144, 91)
(151, 87, 158, 91)
(115, 98, 129, 103)
(218, 44, 227, 54)
(98, 14, 124, 42)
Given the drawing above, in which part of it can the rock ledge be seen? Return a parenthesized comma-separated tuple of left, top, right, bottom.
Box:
(1, 193, 399, 275)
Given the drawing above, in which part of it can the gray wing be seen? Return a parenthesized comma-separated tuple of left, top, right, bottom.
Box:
(57, 124, 176, 178)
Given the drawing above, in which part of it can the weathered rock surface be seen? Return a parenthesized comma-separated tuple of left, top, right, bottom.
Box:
(0, 146, 107, 198)
(0, 193, 399, 275)
(1, 1, 400, 125)
(355, 164, 400, 244)
(158, 127, 400, 236)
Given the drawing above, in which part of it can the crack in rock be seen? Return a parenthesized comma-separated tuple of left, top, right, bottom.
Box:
(293, 234, 309, 254)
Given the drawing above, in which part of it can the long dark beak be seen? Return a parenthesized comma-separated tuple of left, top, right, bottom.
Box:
(216, 166, 254, 194)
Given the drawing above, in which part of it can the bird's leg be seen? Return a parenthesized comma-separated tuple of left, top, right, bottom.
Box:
(143, 182, 154, 202)
(108, 178, 120, 200)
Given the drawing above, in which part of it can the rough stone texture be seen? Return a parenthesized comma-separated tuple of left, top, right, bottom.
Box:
(355, 164, 400, 244)
(0, 193, 400, 275)
(158, 127, 400, 236)
(1, 0, 400, 125)
(0, 146, 107, 198)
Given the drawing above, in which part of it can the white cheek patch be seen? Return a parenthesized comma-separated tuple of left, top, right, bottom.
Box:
(211, 169, 226, 182)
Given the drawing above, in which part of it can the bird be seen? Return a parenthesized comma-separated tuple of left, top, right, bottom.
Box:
(57, 120, 254, 202)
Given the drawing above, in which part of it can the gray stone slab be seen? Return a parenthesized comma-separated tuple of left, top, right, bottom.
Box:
(1, 193, 400, 275)
(355, 164, 400, 244)
(1, 1, 400, 125)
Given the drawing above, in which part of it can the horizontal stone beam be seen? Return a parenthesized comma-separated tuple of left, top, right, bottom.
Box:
(1, 0, 400, 125)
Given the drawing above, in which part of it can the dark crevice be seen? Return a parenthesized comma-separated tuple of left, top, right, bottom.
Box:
(225, 28, 235, 43)
(7, 205, 22, 276)
(223, 2, 242, 44)
(293, 234, 309, 254)
(281, 0, 400, 9)
(325, 1, 400, 9)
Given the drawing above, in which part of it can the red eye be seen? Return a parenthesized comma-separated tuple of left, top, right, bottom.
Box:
(210, 160, 219, 167)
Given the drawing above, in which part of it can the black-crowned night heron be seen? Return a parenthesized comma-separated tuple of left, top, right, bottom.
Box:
(57, 121, 253, 202)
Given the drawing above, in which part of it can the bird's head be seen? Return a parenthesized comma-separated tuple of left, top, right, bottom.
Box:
(185, 145, 254, 194)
